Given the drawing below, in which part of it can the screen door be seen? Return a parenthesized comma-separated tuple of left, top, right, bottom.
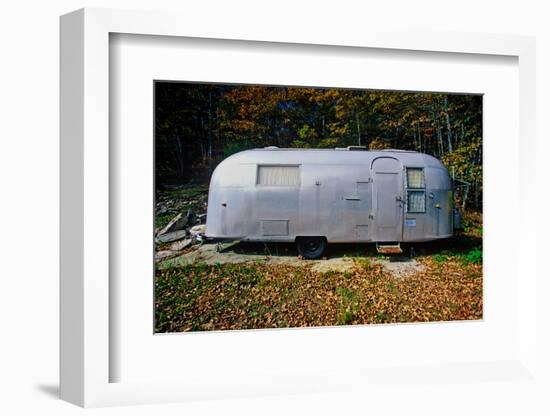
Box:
(371, 157, 403, 241)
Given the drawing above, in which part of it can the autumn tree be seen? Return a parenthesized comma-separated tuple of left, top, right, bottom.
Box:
(155, 82, 482, 207)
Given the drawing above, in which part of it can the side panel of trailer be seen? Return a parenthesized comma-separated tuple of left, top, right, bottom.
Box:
(299, 163, 373, 243)
(400, 165, 453, 242)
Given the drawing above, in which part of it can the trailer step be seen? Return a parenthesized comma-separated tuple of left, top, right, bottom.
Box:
(376, 242, 403, 254)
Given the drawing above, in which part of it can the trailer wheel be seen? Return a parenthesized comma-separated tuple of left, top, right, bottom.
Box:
(296, 237, 327, 260)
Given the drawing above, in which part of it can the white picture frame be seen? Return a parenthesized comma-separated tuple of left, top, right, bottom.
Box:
(60, 7, 539, 408)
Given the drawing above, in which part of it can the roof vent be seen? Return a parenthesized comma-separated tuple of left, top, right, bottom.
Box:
(264, 146, 279, 149)
(346, 146, 368, 151)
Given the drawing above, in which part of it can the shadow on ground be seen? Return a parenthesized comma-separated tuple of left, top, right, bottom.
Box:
(34, 384, 59, 399)
(227, 230, 481, 260)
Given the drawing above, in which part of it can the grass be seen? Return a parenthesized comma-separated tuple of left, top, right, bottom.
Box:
(155, 212, 175, 229)
(430, 247, 481, 266)
(432, 253, 448, 264)
(375, 311, 389, 323)
(457, 247, 482, 265)
(354, 257, 374, 271)
(335, 286, 359, 325)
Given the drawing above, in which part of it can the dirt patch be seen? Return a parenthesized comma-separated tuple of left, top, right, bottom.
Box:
(374, 256, 426, 278)
(157, 242, 422, 278)
(157, 243, 268, 268)
(157, 242, 357, 274)
(310, 257, 355, 274)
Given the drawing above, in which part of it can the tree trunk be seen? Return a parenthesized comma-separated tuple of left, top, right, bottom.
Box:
(207, 90, 213, 175)
(199, 117, 206, 159)
(433, 109, 443, 158)
(356, 112, 361, 146)
(444, 95, 453, 153)
(173, 128, 185, 181)
(437, 126, 443, 157)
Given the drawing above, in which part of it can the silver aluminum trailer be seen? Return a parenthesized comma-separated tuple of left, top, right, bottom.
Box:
(205, 147, 459, 258)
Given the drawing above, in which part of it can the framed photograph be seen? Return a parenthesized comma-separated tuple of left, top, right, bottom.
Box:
(152, 81, 484, 334)
(60, 8, 539, 408)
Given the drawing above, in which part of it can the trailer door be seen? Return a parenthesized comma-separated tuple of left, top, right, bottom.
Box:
(371, 157, 403, 241)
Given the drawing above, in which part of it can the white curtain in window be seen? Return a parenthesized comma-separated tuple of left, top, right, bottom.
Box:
(257, 165, 300, 186)
(407, 168, 425, 188)
(408, 191, 426, 212)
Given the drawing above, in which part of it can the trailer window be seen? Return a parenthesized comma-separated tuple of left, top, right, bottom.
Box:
(406, 168, 426, 213)
(406, 168, 425, 188)
(407, 191, 426, 213)
(257, 165, 300, 186)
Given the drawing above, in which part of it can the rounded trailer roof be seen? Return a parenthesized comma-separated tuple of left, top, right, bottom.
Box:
(221, 147, 447, 170)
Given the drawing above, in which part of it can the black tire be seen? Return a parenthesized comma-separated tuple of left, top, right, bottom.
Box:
(296, 237, 327, 259)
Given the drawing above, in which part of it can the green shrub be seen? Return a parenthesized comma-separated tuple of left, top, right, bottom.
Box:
(290, 139, 311, 148)
(317, 138, 339, 148)
(433, 254, 448, 264)
(461, 247, 482, 265)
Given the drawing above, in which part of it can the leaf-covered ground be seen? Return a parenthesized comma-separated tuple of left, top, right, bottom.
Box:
(155, 197, 482, 332)
(155, 252, 482, 332)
